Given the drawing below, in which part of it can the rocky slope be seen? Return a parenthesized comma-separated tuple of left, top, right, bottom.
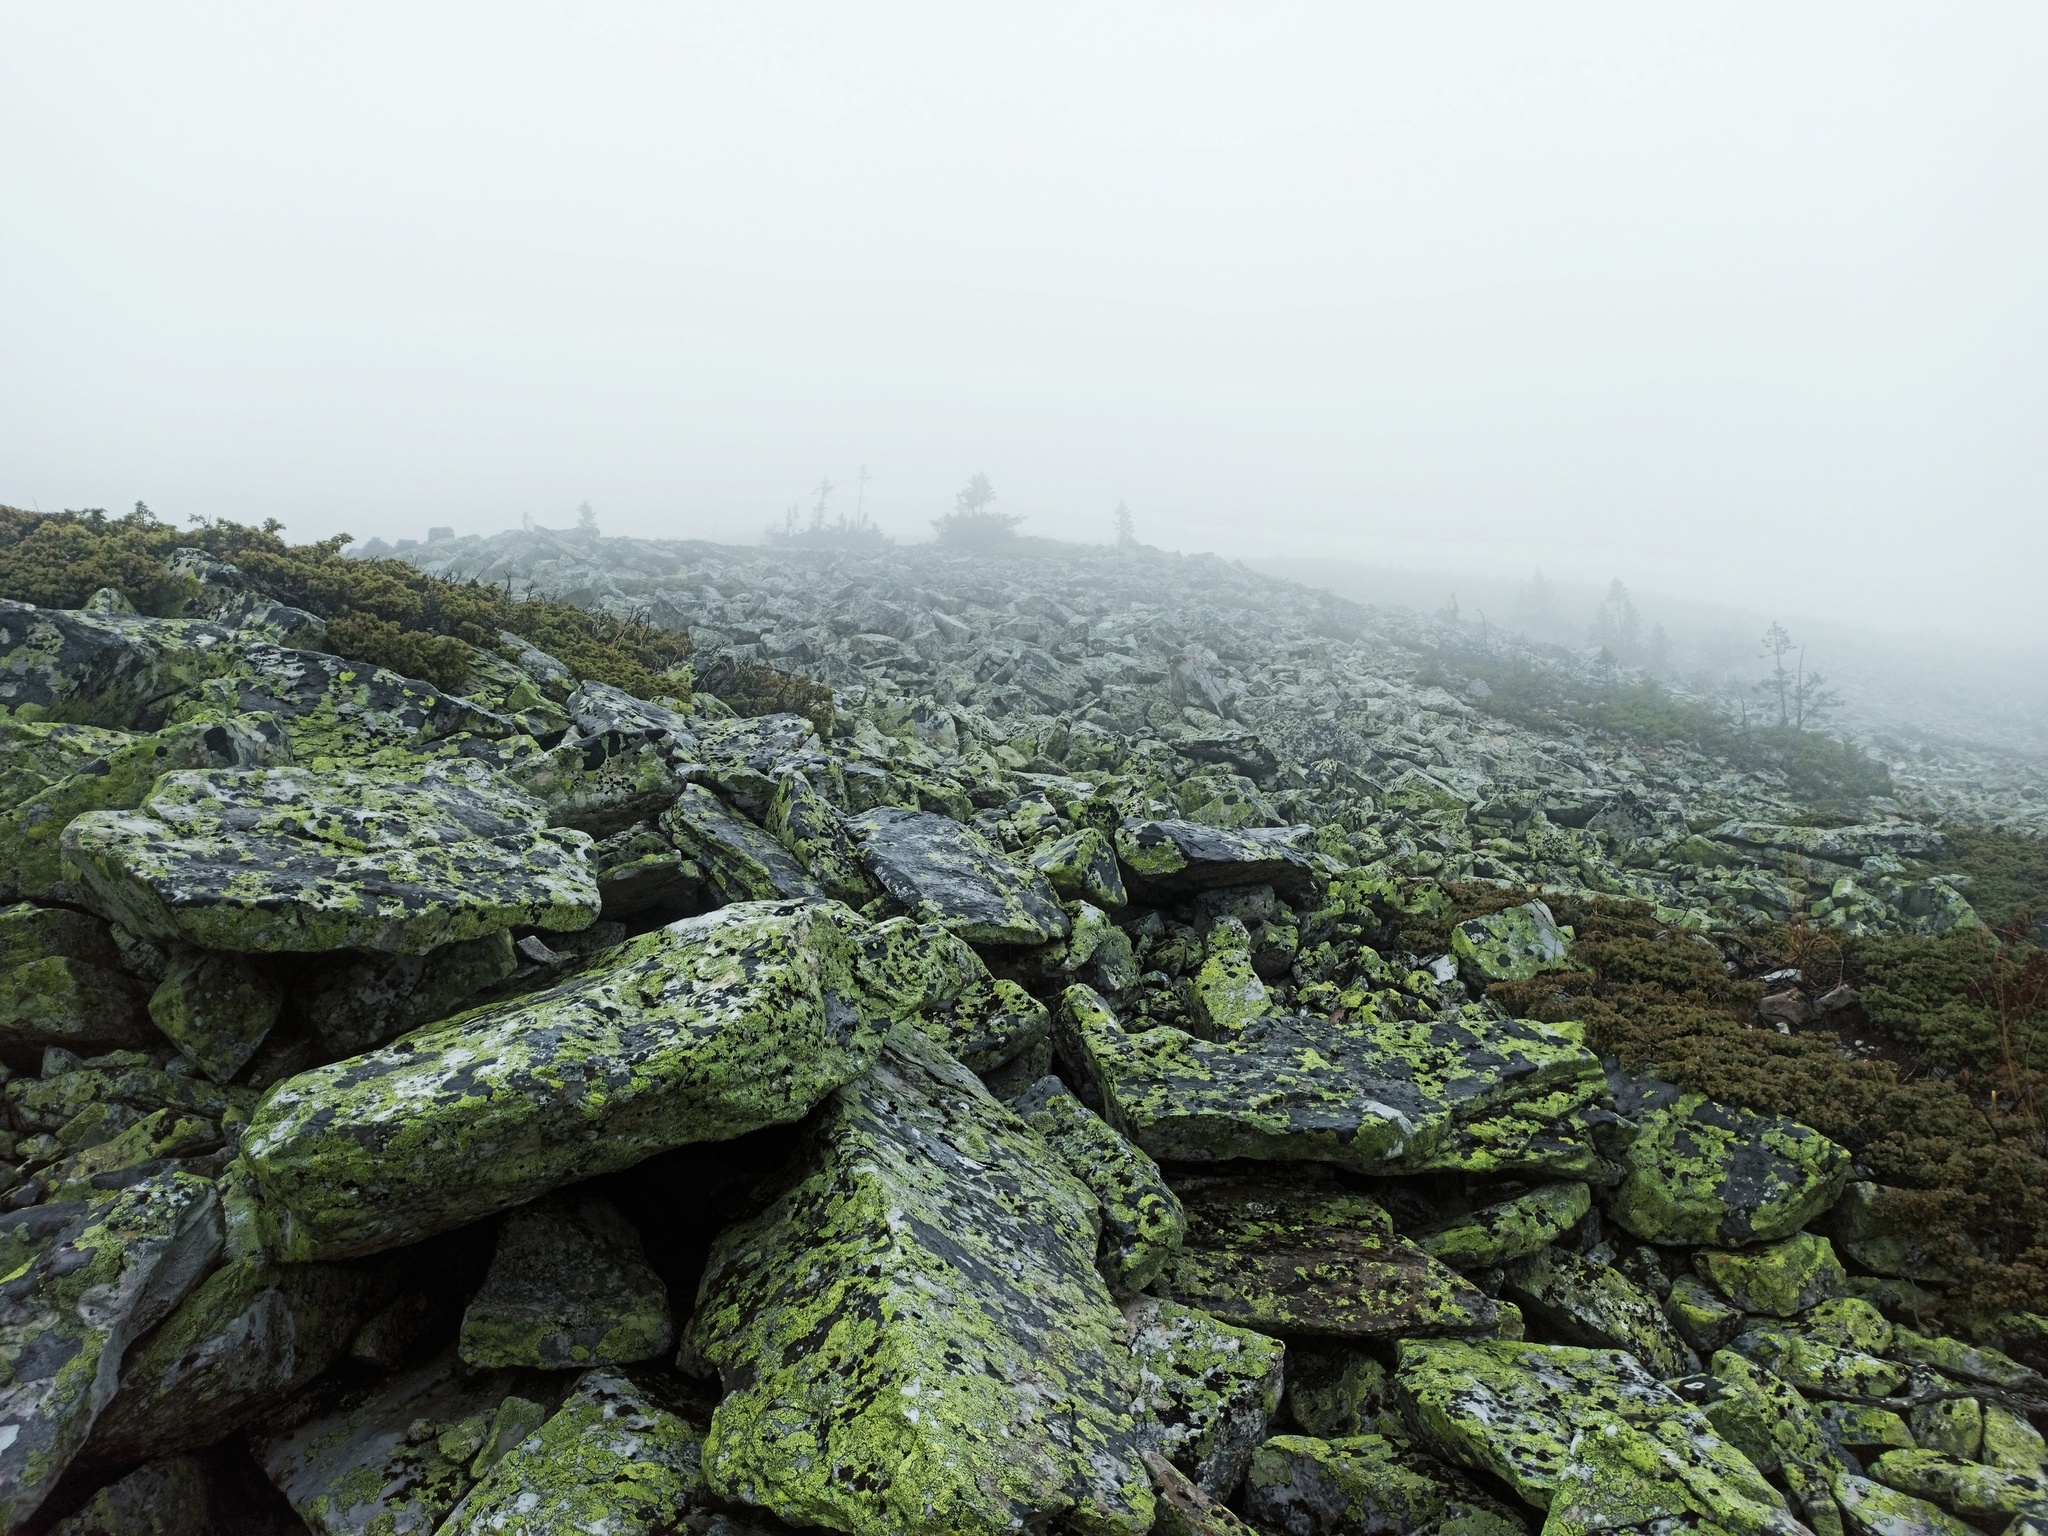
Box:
(0, 526, 2042, 1535)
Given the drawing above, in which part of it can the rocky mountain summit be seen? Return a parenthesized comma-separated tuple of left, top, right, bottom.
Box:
(0, 521, 2043, 1536)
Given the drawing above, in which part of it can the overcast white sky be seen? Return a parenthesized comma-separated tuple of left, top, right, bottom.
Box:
(3, 5, 2044, 645)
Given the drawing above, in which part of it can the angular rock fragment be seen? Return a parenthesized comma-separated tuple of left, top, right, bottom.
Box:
(251, 1350, 526, 1536)
(854, 917, 1051, 1072)
(1154, 1173, 1496, 1340)
(1816, 1401, 1916, 1454)
(0, 716, 137, 805)
(1867, 1449, 2048, 1521)
(1697, 1233, 1847, 1317)
(297, 930, 518, 1055)
(685, 1025, 1154, 1536)
(766, 767, 876, 904)
(590, 822, 699, 918)
(1502, 1244, 1696, 1378)
(1283, 1346, 1386, 1438)
(458, 1191, 672, 1368)
(848, 806, 1069, 944)
(1055, 984, 1602, 1176)
(84, 1255, 387, 1466)
(660, 783, 825, 903)
(1114, 817, 1313, 900)
(1394, 1338, 1786, 1520)
(0, 713, 291, 901)
(1123, 1296, 1284, 1498)
(505, 726, 691, 837)
(0, 906, 154, 1051)
(439, 1370, 706, 1536)
(0, 1172, 223, 1531)
(1187, 931, 1270, 1040)
(1703, 1348, 1838, 1478)
(1449, 899, 1570, 983)
(1412, 1180, 1592, 1270)
(1145, 1451, 1258, 1536)
(1017, 1076, 1186, 1296)
(1802, 1297, 1896, 1356)
(1908, 1397, 1982, 1459)
(1244, 1434, 1528, 1536)
(147, 948, 283, 1083)
(1888, 1325, 2047, 1390)
(242, 901, 890, 1260)
(0, 601, 237, 731)
(1665, 1273, 1748, 1355)
(1605, 1088, 1851, 1247)
(566, 680, 699, 747)
(1732, 1328, 1909, 1398)
(1831, 1472, 1976, 1536)
(182, 642, 518, 763)
(63, 761, 598, 954)
(1545, 1414, 1808, 1536)
(1984, 1401, 2048, 1474)
(1031, 826, 1128, 909)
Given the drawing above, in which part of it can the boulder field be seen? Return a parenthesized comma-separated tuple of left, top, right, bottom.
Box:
(0, 547, 2039, 1536)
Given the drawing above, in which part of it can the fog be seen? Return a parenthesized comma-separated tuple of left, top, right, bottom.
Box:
(4, 4, 2045, 651)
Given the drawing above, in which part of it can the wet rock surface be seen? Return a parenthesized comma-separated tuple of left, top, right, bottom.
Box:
(0, 534, 2040, 1534)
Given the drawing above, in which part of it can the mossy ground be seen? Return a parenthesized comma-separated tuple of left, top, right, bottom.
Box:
(1474, 887, 2048, 1321)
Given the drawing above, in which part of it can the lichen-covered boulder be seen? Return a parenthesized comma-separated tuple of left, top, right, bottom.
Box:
(1604, 1089, 1851, 1247)
(684, 1024, 1155, 1536)
(0, 1171, 223, 1531)
(1665, 1274, 1747, 1355)
(0, 717, 138, 809)
(766, 767, 877, 905)
(505, 727, 691, 837)
(1018, 1076, 1185, 1296)
(1031, 826, 1128, 909)
(1412, 1181, 1592, 1271)
(1502, 1244, 1696, 1378)
(1123, 1297, 1284, 1499)
(848, 807, 1070, 945)
(1392, 1338, 1783, 1517)
(1244, 1434, 1528, 1536)
(250, 1350, 527, 1536)
(1831, 1471, 1977, 1536)
(83, 1256, 387, 1467)
(47, 1455, 212, 1536)
(458, 1192, 672, 1369)
(1154, 1173, 1496, 1341)
(242, 901, 891, 1260)
(1983, 1402, 2048, 1475)
(1802, 1296, 1896, 1356)
(1187, 936, 1270, 1040)
(1697, 1233, 1847, 1318)
(1731, 1327, 1909, 1398)
(0, 601, 238, 731)
(1448, 900, 1570, 983)
(590, 822, 698, 919)
(854, 917, 1051, 1073)
(1888, 1325, 2046, 1390)
(147, 948, 282, 1083)
(1703, 1348, 1837, 1479)
(1543, 1414, 1808, 1536)
(1284, 1347, 1387, 1439)
(0, 904, 154, 1052)
(177, 642, 519, 764)
(438, 1370, 707, 1536)
(1055, 985, 1602, 1176)
(1909, 1397, 1983, 1460)
(660, 783, 825, 904)
(1113, 818, 1314, 901)
(1817, 1401, 1916, 1455)
(0, 712, 291, 901)
(62, 760, 599, 954)
(1867, 1450, 2048, 1521)
(298, 930, 518, 1055)
(1145, 1452, 1259, 1536)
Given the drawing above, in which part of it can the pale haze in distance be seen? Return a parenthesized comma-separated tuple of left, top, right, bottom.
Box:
(3, 4, 2044, 651)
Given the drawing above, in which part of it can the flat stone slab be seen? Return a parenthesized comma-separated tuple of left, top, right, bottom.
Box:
(684, 1024, 1154, 1536)
(1501, 1244, 1696, 1379)
(1114, 819, 1314, 900)
(661, 783, 824, 904)
(0, 601, 238, 731)
(1410, 1180, 1592, 1270)
(458, 1191, 672, 1369)
(242, 901, 892, 1260)
(0, 1171, 223, 1531)
(1154, 1173, 1496, 1341)
(848, 807, 1070, 944)
(63, 759, 599, 954)
(1055, 985, 1603, 1176)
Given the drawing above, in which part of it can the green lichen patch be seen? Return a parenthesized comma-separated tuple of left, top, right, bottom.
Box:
(242, 901, 889, 1260)
(84, 1255, 386, 1467)
(1831, 1471, 1977, 1536)
(1031, 826, 1128, 909)
(0, 1171, 222, 1532)
(63, 760, 598, 955)
(506, 727, 691, 839)
(848, 806, 1070, 945)
(1704, 1348, 1836, 1478)
(1665, 1274, 1748, 1356)
(1697, 1233, 1848, 1318)
(1154, 1172, 1496, 1341)
(1113, 819, 1313, 901)
(1604, 1090, 1851, 1247)
(1123, 1296, 1284, 1499)
(1017, 1076, 1185, 1296)
(856, 918, 1051, 1074)
(1245, 1434, 1527, 1536)
(685, 1025, 1154, 1536)
(1730, 1327, 1909, 1398)
(1502, 1244, 1696, 1378)
(0, 600, 240, 732)
(1814, 1400, 1915, 1453)
(1413, 1181, 1592, 1271)
(1187, 947, 1270, 1040)
(1541, 1413, 1803, 1536)
(1983, 1402, 2048, 1474)
(1867, 1449, 2048, 1520)
(458, 1192, 672, 1370)
(1801, 1297, 1897, 1356)
(439, 1369, 706, 1536)
(767, 766, 877, 905)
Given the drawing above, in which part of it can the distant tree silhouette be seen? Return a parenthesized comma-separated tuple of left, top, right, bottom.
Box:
(932, 473, 1021, 545)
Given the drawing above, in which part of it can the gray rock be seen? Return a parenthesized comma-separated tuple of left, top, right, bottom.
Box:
(297, 930, 519, 1055)
(1123, 1296, 1284, 1500)
(1017, 1075, 1186, 1296)
(458, 1192, 672, 1369)
(1113, 818, 1314, 901)
(848, 806, 1070, 944)
(660, 783, 824, 904)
